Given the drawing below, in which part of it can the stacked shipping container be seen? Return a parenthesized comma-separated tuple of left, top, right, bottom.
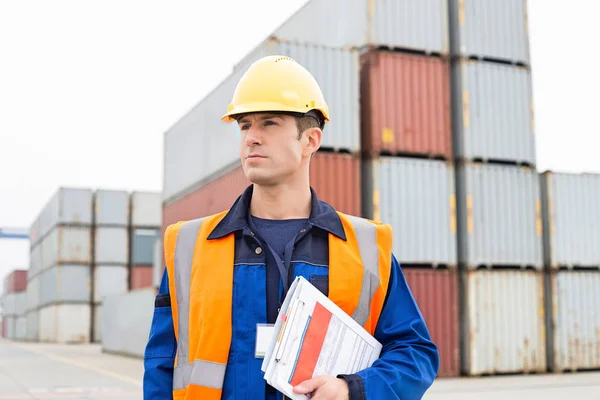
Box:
(0, 270, 28, 340)
(129, 192, 161, 290)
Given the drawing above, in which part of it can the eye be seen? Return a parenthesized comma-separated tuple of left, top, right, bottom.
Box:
(240, 123, 251, 131)
(264, 120, 277, 126)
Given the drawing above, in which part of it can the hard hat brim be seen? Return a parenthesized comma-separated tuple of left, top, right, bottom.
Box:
(221, 101, 330, 124)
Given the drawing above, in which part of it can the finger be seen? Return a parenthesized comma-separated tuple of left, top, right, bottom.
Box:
(293, 376, 326, 394)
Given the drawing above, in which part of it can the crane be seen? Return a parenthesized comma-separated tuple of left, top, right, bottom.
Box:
(0, 227, 29, 240)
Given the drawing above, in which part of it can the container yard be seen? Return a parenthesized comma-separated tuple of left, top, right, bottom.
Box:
(1, 0, 599, 398)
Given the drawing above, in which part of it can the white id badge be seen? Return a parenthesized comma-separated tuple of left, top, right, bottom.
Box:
(255, 323, 275, 359)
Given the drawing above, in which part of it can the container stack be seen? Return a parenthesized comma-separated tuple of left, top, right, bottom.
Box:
(92, 190, 130, 342)
(448, 0, 545, 375)
(540, 172, 600, 372)
(0, 270, 28, 340)
(129, 192, 161, 290)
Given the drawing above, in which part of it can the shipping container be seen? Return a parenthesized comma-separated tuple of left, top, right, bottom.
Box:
(268, 0, 448, 54)
(233, 39, 360, 153)
(3, 270, 27, 293)
(93, 265, 128, 304)
(39, 265, 91, 308)
(153, 238, 164, 288)
(102, 288, 156, 358)
(94, 227, 128, 264)
(39, 304, 91, 344)
(131, 228, 159, 265)
(15, 317, 27, 341)
(163, 152, 362, 230)
(462, 269, 546, 375)
(94, 304, 102, 343)
(130, 191, 161, 227)
(30, 244, 43, 279)
(130, 265, 154, 290)
(41, 226, 92, 270)
(3, 317, 15, 340)
(94, 189, 129, 226)
(403, 268, 460, 377)
(1, 318, 4, 338)
(363, 157, 457, 267)
(546, 270, 600, 372)
(360, 51, 452, 160)
(540, 172, 600, 270)
(456, 163, 543, 269)
(451, 60, 535, 165)
(26, 310, 39, 341)
(14, 292, 27, 317)
(2, 293, 17, 316)
(448, 0, 530, 64)
(26, 275, 40, 312)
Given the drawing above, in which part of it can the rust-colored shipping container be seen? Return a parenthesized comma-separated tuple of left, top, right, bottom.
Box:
(403, 267, 460, 377)
(130, 266, 154, 290)
(360, 51, 452, 160)
(162, 151, 361, 231)
(4, 270, 28, 294)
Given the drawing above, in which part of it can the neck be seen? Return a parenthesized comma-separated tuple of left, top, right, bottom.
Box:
(249, 182, 312, 220)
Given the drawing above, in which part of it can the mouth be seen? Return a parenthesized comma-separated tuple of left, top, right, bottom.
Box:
(247, 154, 266, 159)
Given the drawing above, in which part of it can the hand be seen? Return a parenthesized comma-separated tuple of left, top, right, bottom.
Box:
(293, 375, 350, 400)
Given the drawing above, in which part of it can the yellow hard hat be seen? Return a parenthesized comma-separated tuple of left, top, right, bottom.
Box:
(221, 55, 330, 125)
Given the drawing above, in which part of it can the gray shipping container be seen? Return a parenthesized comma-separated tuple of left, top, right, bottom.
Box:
(130, 191, 161, 227)
(235, 39, 360, 154)
(448, 0, 530, 64)
(30, 245, 43, 279)
(93, 265, 129, 304)
(94, 227, 129, 265)
(3, 317, 15, 340)
(456, 163, 543, 269)
(41, 226, 92, 270)
(26, 310, 39, 341)
(15, 317, 26, 341)
(451, 60, 535, 165)
(271, 0, 448, 54)
(546, 270, 600, 372)
(462, 269, 546, 375)
(363, 157, 457, 267)
(26, 275, 40, 312)
(39, 265, 91, 308)
(39, 303, 91, 344)
(131, 228, 159, 265)
(540, 172, 600, 269)
(94, 189, 129, 226)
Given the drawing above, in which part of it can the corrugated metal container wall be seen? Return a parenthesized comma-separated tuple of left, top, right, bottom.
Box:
(26, 310, 39, 341)
(403, 268, 459, 377)
(15, 317, 26, 340)
(102, 288, 156, 358)
(37, 187, 93, 243)
(451, 60, 535, 165)
(547, 270, 600, 372)
(2, 293, 17, 316)
(94, 227, 128, 264)
(540, 172, 600, 269)
(448, 0, 530, 64)
(130, 266, 154, 290)
(4, 317, 15, 340)
(462, 269, 546, 375)
(130, 192, 161, 227)
(153, 239, 164, 288)
(163, 152, 362, 229)
(360, 51, 452, 160)
(94, 304, 103, 343)
(30, 244, 42, 279)
(93, 265, 129, 304)
(363, 157, 457, 267)
(270, 0, 448, 54)
(131, 229, 159, 265)
(39, 304, 91, 344)
(456, 163, 543, 269)
(26, 276, 40, 312)
(233, 40, 360, 153)
(94, 189, 129, 226)
(14, 292, 27, 317)
(39, 266, 91, 308)
(41, 226, 92, 270)
(4, 270, 27, 293)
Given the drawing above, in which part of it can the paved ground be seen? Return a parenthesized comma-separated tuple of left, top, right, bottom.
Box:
(1, 337, 599, 399)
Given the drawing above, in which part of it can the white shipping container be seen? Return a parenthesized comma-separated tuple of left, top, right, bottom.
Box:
(153, 238, 163, 288)
(26, 276, 40, 312)
(14, 292, 27, 316)
(94, 227, 128, 264)
(363, 157, 457, 267)
(448, 0, 530, 64)
(131, 191, 161, 227)
(39, 265, 91, 308)
(1, 293, 17, 316)
(271, 0, 448, 54)
(3, 317, 15, 340)
(102, 288, 156, 358)
(36, 187, 93, 245)
(456, 163, 543, 269)
(463, 269, 546, 375)
(93, 304, 102, 343)
(30, 244, 43, 279)
(39, 304, 91, 344)
(15, 317, 27, 341)
(26, 310, 39, 341)
(93, 265, 129, 304)
(94, 189, 129, 226)
(234, 40, 360, 153)
(451, 60, 535, 165)
(540, 172, 600, 269)
(547, 270, 600, 372)
(41, 226, 92, 270)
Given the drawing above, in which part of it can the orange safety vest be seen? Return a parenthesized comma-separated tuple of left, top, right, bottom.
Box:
(164, 210, 393, 400)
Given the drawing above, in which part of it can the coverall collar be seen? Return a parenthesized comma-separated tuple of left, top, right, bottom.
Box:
(207, 184, 347, 241)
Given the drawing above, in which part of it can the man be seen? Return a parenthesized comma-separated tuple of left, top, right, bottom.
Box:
(144, 55, 439, 400)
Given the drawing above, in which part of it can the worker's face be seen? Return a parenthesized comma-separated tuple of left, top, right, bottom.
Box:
(237, 112, 320, 186)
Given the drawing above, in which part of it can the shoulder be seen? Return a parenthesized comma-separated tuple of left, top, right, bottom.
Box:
(163, 210, 230, 239)
(335, 210, 393, 231)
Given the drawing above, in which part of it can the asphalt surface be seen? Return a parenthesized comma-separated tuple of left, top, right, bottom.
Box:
(1, 337, 599, 399)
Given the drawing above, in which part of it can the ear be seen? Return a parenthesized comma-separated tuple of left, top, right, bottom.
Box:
(303, 127, 322, 157)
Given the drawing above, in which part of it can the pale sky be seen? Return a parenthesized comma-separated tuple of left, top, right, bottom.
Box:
(1, 0, 598, 284)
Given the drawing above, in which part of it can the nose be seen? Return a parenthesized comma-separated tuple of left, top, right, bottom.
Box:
(244, 125, 262, 147)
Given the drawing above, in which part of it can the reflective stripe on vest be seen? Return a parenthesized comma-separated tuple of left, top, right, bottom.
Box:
(164, 211, 392, 399)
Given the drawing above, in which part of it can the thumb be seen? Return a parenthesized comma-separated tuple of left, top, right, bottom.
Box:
(293, 376, 326, 394)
